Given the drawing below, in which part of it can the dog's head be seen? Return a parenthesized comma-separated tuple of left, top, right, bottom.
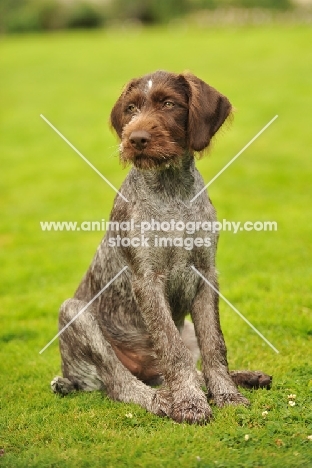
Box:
(110, 70, 232, 170)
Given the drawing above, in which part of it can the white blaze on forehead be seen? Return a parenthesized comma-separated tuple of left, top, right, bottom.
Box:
(144, 79, 153, 94)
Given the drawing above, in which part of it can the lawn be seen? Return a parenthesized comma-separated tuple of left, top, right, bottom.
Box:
(1, 24, 312, 467)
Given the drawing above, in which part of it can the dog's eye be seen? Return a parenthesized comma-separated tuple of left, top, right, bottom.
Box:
(127, 104, 138, 113)
(163, 101, 175, 109)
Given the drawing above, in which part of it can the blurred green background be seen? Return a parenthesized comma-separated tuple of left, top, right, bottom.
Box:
(0, 0, 307, 33)
(1, 1, 312, 466)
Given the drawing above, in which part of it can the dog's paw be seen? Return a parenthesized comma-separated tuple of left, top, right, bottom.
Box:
(213, 392, 250, 408)
(230, 370, 272, 390)
(151, 387, 173, 417)
(51, 376, 75, 395)
(171, 392, 212, 424)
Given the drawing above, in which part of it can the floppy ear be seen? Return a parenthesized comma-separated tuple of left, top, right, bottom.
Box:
(110, 95, 124, 139)
(110, 78, 140, 138)
(182, 73, 232, 152)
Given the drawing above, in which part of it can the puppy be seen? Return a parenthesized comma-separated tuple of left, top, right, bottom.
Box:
(52, 71, 271, 424)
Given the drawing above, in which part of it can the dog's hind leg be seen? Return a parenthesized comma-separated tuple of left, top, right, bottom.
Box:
(51, 299, 170, 417)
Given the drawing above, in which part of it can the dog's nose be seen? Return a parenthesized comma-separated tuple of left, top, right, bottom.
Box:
(129, 131, 151, 151)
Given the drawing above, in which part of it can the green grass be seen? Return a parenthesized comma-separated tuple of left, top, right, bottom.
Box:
(1, 25, 312, 467)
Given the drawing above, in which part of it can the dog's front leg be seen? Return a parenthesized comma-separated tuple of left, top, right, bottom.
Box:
(132, 274, 212, 424)
(191, 268, 250, 407)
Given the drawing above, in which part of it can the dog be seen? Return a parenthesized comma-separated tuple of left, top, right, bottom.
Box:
(51, 71, 271, 424)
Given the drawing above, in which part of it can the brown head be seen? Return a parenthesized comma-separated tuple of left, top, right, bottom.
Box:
(110, 70, 232, 170)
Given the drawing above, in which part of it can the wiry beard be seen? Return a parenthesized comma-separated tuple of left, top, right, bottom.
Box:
(120, 149, 183, 171)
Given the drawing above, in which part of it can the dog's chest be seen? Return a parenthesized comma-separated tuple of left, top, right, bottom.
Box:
(111, 168, 217, 269)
